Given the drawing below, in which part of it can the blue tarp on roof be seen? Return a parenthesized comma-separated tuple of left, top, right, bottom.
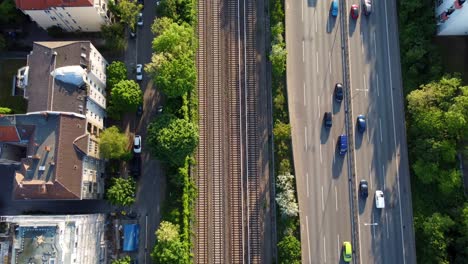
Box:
(123, 224, 140, 252)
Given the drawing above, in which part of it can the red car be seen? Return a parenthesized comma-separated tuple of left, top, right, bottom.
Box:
(350, 4, 359, 20)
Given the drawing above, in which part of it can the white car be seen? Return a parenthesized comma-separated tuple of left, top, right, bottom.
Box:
(136, 64, 143, 81)
(133, 135, 142, 154)
(375, 190, 385, 209)
(137, 12, 143, 26)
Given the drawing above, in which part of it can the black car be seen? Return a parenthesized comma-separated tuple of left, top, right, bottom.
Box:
(324, 112, 332, 128)
(334, 83, 344, 103)
(136, 105, 143, 116)
(129, 155, 141, 179)
(359, 179, 369, 198)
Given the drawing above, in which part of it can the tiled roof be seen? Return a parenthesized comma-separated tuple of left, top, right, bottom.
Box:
(27, 41, 90, 113)
(16, 0, 94, 10)
(0, 126, 20, 142)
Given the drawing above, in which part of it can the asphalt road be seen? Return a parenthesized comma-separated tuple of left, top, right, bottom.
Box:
(286, 0, 416, 263)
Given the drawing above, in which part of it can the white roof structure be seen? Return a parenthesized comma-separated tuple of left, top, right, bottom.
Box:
(51, 66, 86, 87)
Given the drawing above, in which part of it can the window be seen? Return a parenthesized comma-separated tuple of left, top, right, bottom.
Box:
(65, 20, 70, 24)
(72, 19, 77, 24)
(78, 26, 82, 30)
(51, 16, 57, 21)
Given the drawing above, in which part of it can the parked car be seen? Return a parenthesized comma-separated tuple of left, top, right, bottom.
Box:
(130, 29, 136, 38)
(375, 190, 385, 209)
(350, 4, 359, 20)
(136, 64, 143, 81)
(343, 241, 352, 262)
(136, 105, 143, 116)
(137, 13, 143, 26)
(359, 179, 369, 199)
(334, 83, 343, 103)
(357, 114, 366, 132)
(324, 112, 332, 128)
(330, 0, 339, 17)
(133, 135, 142, 154)
(338, 134, 348, 156)
(363, 0, 372, 16)
(129, 155, 141, 178)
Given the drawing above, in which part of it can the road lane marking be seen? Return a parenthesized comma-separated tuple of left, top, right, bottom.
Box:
(337, 234, 340, 259)
(321, 185, 324, 212)
(369, 168, 373, 189)
(320, 144, 323, 164)
(335, 186, 338, 211)
(385, 0, 406, 260)
(303, 82, 306, 106)
(373, 30, 377, 55)
(323, 236, 327, 263)
(361, 32, 364, 54)
(317, 95, 320, 118)
(302, 41, 305, 62)
(329, 51, 332, 74)
(301, 0, 304, 22)
(305, 126, 308, 150)
(382, 164, 386, 190)
(316, 51, 319, 73)
(306, 172, 310, 197)
(363, 74, 368, 97)
(386, 212, 390, 239)
(372, 214, 376, 237)
(379, 118, 383, 143)
(367, 124, 370, 143)
(315, 14, 318, 33)
(377, 73, 380, 97)
(306, 216, 312, 264)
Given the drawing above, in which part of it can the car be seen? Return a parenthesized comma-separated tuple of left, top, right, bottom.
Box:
(363, 0, 372, 16)
(129, 155, 141, 178)
(338, 134, 348, 156)
(343, 241, 352, 262)
(359, 179, 369, 198)
(350, 4, 359, 20)
(375, 190, 385, 209)
(334, 83, 344, 102)
(133, 135, 142, 154)
(157, 105, 163, 113)
(330, 0, 339, 17)
(324, 112, 332, 128)
(136, 105, 143, 116)
(136, 64, 143, 81)
(357, 114, 366, 132)
(137, 12, 143, 26)
(130, 29, 136, 38)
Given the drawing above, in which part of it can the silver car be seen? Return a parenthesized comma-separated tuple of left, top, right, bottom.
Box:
(363, 0, 372, 16)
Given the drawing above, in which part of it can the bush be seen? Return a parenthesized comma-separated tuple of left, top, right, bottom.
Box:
(277, 235, 301, 264)
(106, 177, 136, 206)
(0, 107, 13, 114)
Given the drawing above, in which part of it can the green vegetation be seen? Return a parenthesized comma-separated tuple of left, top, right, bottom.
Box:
(108, 80, 143, 119)
(0, 59, 27, 114)
(106, 177, 136, 206)
(0, 107, 12, 114)
(146, 1, 198, 262)
(268, 0, 301, 262)
(114, 0, 142, 30)
(0, 0, 26, 25)
(106, 61, 128, 90)
(101, 23, 127, 52)
(99, 126, 131, 160)
(398, 1, 468, 263)
(111, 256, 132, 264)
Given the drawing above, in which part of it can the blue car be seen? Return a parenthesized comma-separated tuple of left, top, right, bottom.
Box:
(357, 115, 366, 133)
(338, 134, 348, 156)
(331, 0, 339, 17)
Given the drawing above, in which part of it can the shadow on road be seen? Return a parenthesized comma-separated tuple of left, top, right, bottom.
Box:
(307, 0, 318, 7)
(326, 15, 337, 34)
(332, 140, 345, 179)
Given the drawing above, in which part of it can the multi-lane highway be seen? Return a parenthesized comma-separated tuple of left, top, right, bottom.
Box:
(286, 0, 417, 263)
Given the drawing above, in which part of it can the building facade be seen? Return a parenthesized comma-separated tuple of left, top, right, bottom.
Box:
(436, 0, 468, 35)
(0, 214, 107, 264)
(15, 0, 111, 32)
(0, 41, 108, 200)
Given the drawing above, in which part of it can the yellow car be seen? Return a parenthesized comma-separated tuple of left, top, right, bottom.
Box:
(343, 241, 352, 262)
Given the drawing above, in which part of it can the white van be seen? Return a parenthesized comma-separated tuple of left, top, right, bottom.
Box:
(375, 190, 385, 209)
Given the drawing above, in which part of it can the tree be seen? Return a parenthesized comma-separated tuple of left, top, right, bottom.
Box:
(151, 221, 187, 264)
(106, 177, 136, 206)
(277, 235, 301, 264)
(99, 126, 130, 160)
(109, 80, 142, 117)
(416, 213, 454, 264)
(0, 0, 24, 24)
(101, 23, 126, 51)
(276, 172, 299, 218)
(0, 107, 12, 114)
(151, 17, 174, 36)
(270, 42, 287, 76)
(145, 53, 196, 98)
(147, 115, 198, 166)
(111, 256, 132, 264)
(156, 0, 195, 25)
(106, 61, 128, 90)
(116, 0, 142, 30)
(151, 21, 195, 56)
(273, 121, 291, 142)
(0, 34, 6, 51)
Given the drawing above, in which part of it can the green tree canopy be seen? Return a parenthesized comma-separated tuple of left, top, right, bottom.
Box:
(106, 61, 128, 90)
(116, 0, 142, 30)
(106, 177, 136, 206)
(0, 0, 24, 24)
(99, 126, 130, 160)
(270, 42, 287, 76)
(111, 256, 131, 264)
(151, 17, 174, 36)
(147, 115, 198, 166)
(151, 221, 187, 264)
(101, 23, 126, 51)
(109, 80, 143, 117)
(277, 235, 301, 264)
(151, 21, 195, 56)
(145, 53, 196, 98)
(156, 0, 195, 25)
(416, 213, 454, 264)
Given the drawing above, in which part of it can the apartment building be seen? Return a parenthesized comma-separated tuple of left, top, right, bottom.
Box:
(15, 0, 111, 32)
(0, 214, 107, 264)
(436, 0, 468, 35)
(0, 41, 108, 200)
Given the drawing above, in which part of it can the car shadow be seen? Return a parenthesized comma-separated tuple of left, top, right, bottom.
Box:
(332, 137, 345, 179)
(326, 14, 337, 33)
(320, 123, 331, 144)
(355, 125, 363, 149)
(348, 15, 357, 36)
(358, 194, 367, 215)
(333, 99, 342, 114)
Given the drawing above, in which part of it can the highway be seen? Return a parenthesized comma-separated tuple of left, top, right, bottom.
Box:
(285, 0, 417, 263)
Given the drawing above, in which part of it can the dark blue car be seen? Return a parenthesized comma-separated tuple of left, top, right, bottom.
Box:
(357, 115, 366, 133)
(338, 134, 348, 155)
(331, 0, 339, 17)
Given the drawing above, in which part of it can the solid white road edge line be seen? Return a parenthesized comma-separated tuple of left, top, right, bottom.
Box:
(306, 216, 312, 264)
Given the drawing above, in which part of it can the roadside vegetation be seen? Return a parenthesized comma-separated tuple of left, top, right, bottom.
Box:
(269, 0, 301, 263)
(106, 177, 137, 206)
(111, 255, 132, 264)
(398, 1, 468, 263)
(145, 0, 198, 263)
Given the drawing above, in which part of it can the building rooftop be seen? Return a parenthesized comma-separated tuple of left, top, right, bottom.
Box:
(0, 112, 88, 200)
(15, 0, 94, 10)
